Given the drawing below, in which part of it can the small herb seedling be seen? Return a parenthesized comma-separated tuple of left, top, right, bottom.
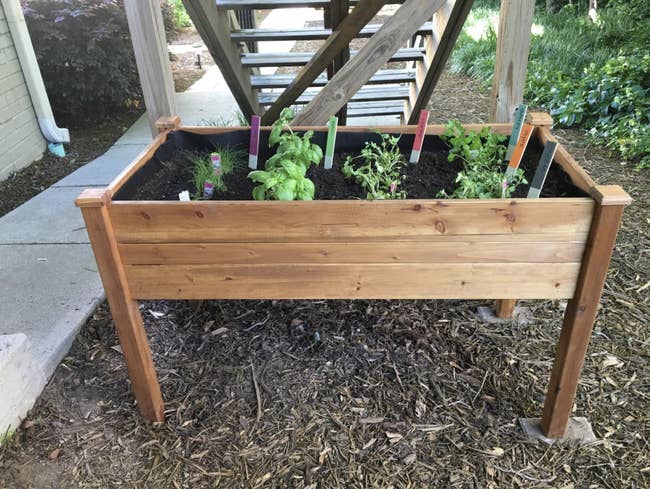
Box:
(342, 133, 407, 199)
(440, 120, 526, 199)
(248, 108, 323, 200)
(187, 146, 245, 200)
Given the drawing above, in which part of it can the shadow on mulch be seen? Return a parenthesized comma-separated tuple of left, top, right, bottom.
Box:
(1, 70, 648, 488)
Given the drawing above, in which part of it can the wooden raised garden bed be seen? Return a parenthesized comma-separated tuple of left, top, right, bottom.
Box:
(76, 113, 631, 438)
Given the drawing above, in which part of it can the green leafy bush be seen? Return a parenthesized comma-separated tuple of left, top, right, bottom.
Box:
(248, 109, 322, 200)
(342, 133, 407, 199)
(161, 0, 191, 38)
(22, 0, 142, 118)
(440, 120, 525, 199)
(450, 1, 650, 168)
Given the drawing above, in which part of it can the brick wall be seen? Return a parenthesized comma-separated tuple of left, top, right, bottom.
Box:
(0, 3, 45, 181)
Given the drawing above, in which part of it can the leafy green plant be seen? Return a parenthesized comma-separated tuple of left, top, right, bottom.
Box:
(188, 146, 245, 199)
(440, 120, 526, 199)
(248, 108, 323, 200)
(342, 133, 407, 199)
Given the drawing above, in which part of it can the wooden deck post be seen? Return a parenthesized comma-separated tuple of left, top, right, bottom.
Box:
(76, 189, 164, 422)
(124, 0, 177, 137)
(540, 185, 631, 437)
(489, 0, 535, 123)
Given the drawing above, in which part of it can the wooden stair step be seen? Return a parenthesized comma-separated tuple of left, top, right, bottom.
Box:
(258, 85, 409, 105)
(346, 101, 405, 117)
(241, 48, 425, 67)
(250, 69, 416, 88)
(231, 22, 432, 42)
(217, 0, 405, 9)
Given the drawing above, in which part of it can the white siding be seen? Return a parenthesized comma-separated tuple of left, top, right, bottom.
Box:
(0, 3, 45, 181)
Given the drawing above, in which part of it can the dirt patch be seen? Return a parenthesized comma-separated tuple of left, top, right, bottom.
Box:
(0, 110, 142, 218)
(126, 140, 584, 201)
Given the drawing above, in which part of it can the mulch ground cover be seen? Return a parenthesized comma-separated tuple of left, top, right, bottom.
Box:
(0, 71, 647, 489)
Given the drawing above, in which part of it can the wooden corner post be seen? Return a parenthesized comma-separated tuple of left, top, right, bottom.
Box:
(541, 185, 631, 437)
(76, 189, 164, 422)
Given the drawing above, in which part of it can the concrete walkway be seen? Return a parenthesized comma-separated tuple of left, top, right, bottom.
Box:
(0, 89, 241, 434)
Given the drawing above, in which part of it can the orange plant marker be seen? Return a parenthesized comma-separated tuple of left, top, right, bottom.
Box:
(505, 123, 533, 182)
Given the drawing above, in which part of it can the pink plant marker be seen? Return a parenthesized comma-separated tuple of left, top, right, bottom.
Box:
(203, 182, 214, 199)
(211, 153, 221, 176)
(409, 110, 429, 163)
(390, 181, 398, 195)
(248, 115, 261, 169)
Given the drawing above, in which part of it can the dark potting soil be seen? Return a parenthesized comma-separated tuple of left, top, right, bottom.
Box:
(124, 135, 586, 201)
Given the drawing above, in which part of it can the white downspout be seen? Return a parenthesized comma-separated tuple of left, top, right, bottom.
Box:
(2, 0, 69, 144)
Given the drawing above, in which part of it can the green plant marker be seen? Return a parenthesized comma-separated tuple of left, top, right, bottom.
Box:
(324, 115, 338, 170)
(505, 104, 528, 161)
(527, 141, 558, 198)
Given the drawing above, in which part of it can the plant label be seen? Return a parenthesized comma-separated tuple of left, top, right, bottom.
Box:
(527, 141, 558, 198)
(505, 123, 533, 182)
(409, 110, 430, 164)
(506, 104, 528, 161)
(211, 153, 221, 176)
(249, 115, 261, 169)
(203, 182, 214, 199)
(178, 190, 190, 201)
(324, 115, 338, 170)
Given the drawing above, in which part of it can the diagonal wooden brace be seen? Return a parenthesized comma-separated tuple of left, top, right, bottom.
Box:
(293, 0, 447, 125)
(261, 0, 388, 125)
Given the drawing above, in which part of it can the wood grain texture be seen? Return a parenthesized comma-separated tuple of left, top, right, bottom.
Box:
(182, 0, 259, 118)
(536, 126, 596, 194)
(293, 0, 446, 125)
(261, 0, 386, 124)
(124, 0, 176, 136)
(541, 201, 627, 437)
(119, 238, 586, 265)
(80, 203, 164, 422)
(489, 0, 535, 122)
(407, 0, 474, 124)
(108, 130, 170, 194)
(125, 262, 582, 300)
(109, 199, 595, 243)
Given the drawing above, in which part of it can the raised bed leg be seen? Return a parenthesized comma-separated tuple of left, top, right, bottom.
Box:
(541, 191, 628, 437)
(495, 299, 516, 318)
(77, 189, 164, 422)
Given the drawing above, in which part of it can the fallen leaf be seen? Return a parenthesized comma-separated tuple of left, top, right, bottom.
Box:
(601, 355, 623, 369)
(148, 309, 165, 319)
(401, 453, 416, 465)
(49, 448, 61, 460)
(488, 447, 504, 457)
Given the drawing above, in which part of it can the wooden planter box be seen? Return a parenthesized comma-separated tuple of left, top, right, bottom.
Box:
(76, 113, 631, 438)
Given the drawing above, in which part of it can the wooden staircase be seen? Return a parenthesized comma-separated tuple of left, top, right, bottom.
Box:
(182, 0, 474, 125)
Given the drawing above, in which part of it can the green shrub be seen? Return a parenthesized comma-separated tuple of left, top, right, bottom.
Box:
(450, 1, 650, 167)
(22, 0, 142, 118)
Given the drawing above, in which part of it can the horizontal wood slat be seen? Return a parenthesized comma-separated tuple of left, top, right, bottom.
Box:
(230, 22, 432, 41)
(124, 262, 582, 299)
(241, 48, 424, 66)
(110, 199, 594, 243)
(217, 0, 406, 8)
(258, 85, 409, 105)
(250, 69, 416, 88)
(119, 239, 586, 265)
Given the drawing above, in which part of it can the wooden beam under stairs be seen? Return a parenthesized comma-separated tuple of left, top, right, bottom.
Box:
(216, 0, 405, 9)
(241, 48, 424, 67)
(250, 70, 416, 88)
(230, 21, 433, 41)
(258, 85, 409, 105)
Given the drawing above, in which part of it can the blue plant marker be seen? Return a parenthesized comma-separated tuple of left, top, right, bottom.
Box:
(506, 104, 528, 161)
(527, 142, 558, 198)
